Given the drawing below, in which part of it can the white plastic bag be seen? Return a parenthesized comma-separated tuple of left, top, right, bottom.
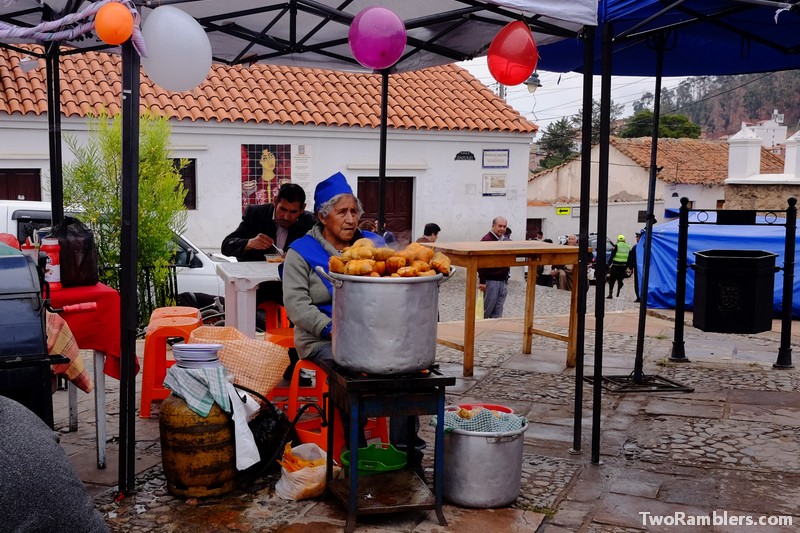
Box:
(226, 382, 260, 471)
(275, 443, 332, 500)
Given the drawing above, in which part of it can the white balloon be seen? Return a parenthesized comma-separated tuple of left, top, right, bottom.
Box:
(141, 6, 212, 92)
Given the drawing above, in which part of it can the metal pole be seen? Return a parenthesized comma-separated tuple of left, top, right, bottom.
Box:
(633, 37, 665, 382)
(118, 39, 140, 494)
(45, 43, 64, 225)
(571, 25, 595, 455)
(377, 70, 389, 233)
(775, 197, 795, 368)
(591, 22, 613, 465)
(670, 197, 689, 361)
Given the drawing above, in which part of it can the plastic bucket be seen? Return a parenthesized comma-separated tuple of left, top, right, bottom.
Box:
(442, 420, 527, 508)
(340, 442, 406, 476)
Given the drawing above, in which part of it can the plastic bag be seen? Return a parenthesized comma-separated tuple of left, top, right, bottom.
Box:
(49, 216, 98, 287)
(226, 382, 260, 471)
(475, 290, 485, 320)
(275, 443, 332, 500)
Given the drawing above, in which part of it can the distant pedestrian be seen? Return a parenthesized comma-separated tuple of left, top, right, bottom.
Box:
(416, 223, 441, 243)
(629, 229, 643, 303)
(478, 216, 509, 318)
(607, 234, 631, 299)
(504, 227, 512, 240)
(552, 234, 578, 290)
(535, 230, 544, 241)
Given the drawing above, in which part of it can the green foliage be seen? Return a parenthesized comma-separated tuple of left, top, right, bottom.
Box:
(619, 109, 701, 139)
(537, 117, 578, 169)
(572, 99, 625, 144)
(63, 112, 187, 318)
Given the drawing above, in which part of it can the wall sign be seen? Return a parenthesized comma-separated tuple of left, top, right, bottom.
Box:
(482, 149, 509, 168)
(455, 151, 475, 161)
(482, 174, 506, 196)
(556, 207, 571, 215)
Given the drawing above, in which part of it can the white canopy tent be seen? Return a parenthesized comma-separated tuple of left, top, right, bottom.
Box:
(0, 0, 597, 491)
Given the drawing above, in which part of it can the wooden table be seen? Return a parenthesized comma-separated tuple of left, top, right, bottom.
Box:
(49, 282, 121, 469)
(431, 241, 581, 376)
(215, 261, 280, 338)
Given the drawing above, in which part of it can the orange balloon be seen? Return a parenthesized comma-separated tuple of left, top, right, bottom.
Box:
(95, 2, 134, 45)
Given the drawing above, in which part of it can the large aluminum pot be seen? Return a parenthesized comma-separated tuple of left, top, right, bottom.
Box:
(316, 266, 452, 374)
(442, 421, 528, 508)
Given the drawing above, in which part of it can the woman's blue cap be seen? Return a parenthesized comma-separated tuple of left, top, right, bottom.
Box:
(314, 172, 353, 213)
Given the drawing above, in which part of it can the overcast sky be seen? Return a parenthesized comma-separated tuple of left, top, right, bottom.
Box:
(458, 58, 689, 137)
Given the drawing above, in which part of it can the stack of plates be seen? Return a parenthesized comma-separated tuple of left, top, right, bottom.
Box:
(172, 343, 223, 369)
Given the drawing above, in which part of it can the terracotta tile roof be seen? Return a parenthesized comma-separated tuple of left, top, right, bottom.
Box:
(610, 137, 785, 184)
(0, 46, 536, 134)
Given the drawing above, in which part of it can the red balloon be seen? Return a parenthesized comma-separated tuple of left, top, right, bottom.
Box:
(487, 21, 538, 86)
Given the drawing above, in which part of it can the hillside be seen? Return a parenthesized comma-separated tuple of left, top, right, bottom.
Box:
(634, 71, 800, 138)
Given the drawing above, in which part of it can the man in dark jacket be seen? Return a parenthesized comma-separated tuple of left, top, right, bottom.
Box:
(222, 183, 314, 381)
(478, 216, 510, 318)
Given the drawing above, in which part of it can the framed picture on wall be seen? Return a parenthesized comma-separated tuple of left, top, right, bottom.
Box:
(482, 149, 509, 168)
(482, 173, 507, 196)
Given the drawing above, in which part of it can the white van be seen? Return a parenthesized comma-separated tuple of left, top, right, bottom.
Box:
(0, 200, 227, 297)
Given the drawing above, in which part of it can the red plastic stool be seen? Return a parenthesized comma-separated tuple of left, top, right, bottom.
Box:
(139, 315, 202, 418)
(257, 301, 290, 330)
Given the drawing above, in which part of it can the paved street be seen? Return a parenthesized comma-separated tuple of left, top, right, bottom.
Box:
(53, 269, 799, 532)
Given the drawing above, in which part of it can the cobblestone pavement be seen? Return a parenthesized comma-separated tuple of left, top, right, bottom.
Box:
(55, 268, 800, 532)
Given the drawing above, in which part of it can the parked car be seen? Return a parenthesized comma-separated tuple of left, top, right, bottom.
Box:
(0, 199, 227, 296)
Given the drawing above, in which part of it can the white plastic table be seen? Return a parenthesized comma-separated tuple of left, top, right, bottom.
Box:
(215, 261, 281, 338)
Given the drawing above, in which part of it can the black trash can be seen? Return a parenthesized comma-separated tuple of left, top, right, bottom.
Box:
(692, 249, 778, 334)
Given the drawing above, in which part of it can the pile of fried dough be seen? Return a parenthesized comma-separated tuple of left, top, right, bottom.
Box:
(329, 239, 451, 277)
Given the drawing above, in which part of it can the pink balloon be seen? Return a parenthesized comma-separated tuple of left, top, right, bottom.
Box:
(348, 7, 407, 70)
(487, 21, 539, 86)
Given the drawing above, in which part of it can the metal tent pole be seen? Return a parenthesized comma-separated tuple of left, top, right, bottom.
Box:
(377, 70, 389, 233)
(633, 38, 666, 381)
(45, 43, 64, 225)
(118, 39, 140, 494)
(591, 22, 613, 465)
(571, 24, 595, 455)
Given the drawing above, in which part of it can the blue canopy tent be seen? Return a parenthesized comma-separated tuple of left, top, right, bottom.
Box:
(536, 0, 800, 463)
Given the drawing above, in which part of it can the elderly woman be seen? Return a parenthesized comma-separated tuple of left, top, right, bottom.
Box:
(282, 172, 424, 474)
(282, 172, 382, 363)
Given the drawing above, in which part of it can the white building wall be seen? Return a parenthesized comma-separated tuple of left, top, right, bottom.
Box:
(527, 201, 652, 243)
(0, 114, 533, 253)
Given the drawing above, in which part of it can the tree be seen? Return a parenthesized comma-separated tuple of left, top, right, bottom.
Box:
(537, 117, 578, 169)
(63, 112, 188, 324)
(571, 99, 625, 144)
(618, 109, 701, 138)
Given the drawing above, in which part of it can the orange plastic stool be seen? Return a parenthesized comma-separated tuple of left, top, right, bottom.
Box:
(150, 306, 201, 322)
(257, 301, 290, 330)
(287, 360, 389, 463)
(263, 327, 295, 348)
(139, 316, 202, 418)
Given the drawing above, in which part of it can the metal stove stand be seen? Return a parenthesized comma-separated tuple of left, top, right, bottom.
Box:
(322, 363, 455, 533)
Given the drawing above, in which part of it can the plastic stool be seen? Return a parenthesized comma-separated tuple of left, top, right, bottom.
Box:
(264, 327, 295, 349)
(287, 360, 389, 463)
(150, 306, 202, 322)
(139, 315, 202, 418)
(257, 301, 290, 330)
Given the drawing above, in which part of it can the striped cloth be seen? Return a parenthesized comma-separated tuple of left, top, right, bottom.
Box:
(46, 311, 92, 393)
(163, 366, 230, 417)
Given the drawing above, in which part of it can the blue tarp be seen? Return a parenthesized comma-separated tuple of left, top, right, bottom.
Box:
(639, 215, 800, 317)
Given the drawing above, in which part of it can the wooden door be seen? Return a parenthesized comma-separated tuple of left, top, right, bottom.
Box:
(357, 176, 413, 247)
(0, 169, 41, 201)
